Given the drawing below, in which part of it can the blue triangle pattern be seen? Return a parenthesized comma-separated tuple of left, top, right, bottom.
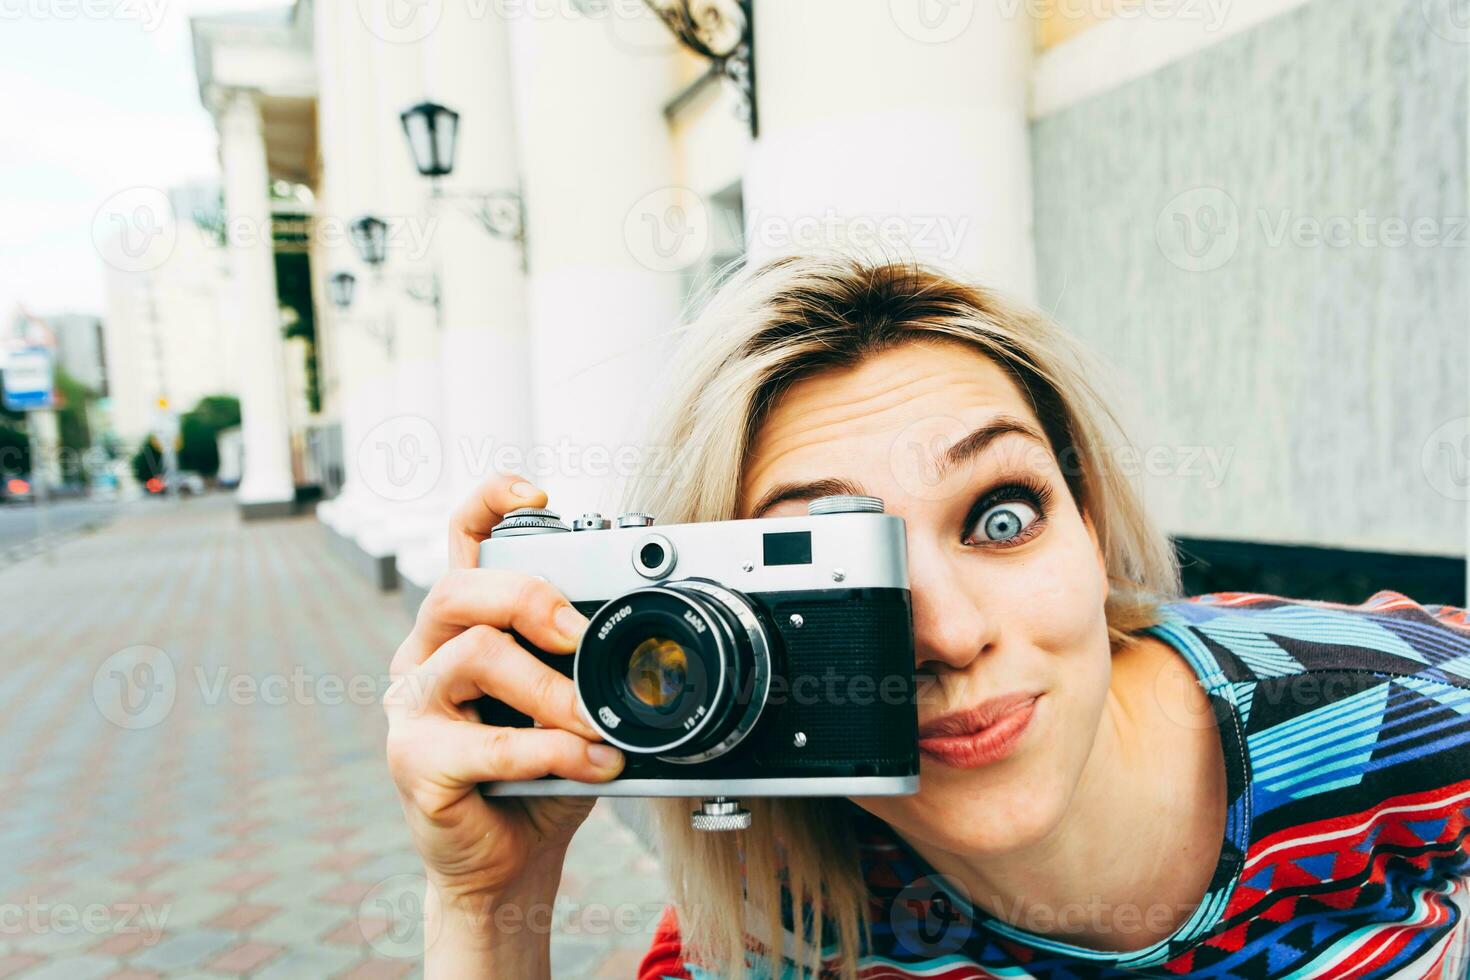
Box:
(1242, 865, 1274, 891)
(1309, 918, 1338, 947)
(1404, 817, 1449, 845)
(1292, 852, 1337, 881)
(1267, 941, 1303, 973)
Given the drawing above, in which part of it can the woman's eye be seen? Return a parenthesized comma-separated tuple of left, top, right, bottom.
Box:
(966, 499, 1041, 546)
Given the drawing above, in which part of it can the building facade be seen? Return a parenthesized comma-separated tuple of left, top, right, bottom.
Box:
(188, 0, 1468, 605)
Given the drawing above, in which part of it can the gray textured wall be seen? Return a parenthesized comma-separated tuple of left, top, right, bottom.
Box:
(1031, 0, 1467, 558)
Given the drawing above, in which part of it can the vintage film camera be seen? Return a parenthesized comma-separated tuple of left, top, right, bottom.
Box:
(475, 494, 919, 830)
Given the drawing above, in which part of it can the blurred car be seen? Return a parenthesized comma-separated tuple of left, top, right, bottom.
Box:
(1, 476, 34, 505)
(144, 472, 208, 496)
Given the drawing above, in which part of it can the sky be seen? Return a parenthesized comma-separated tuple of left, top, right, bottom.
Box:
(0, 0, 287, 322)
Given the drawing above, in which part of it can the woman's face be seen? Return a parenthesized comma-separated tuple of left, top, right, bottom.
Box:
(738, 339, 1114, 856)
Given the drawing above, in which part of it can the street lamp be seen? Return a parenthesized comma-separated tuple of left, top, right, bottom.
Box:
(328, 269, 395, 355)
(346, 212, 439, 317)
(349, 215, 389, 267)
(400, 101, 460, 179)
(328, 270, 356, 310)
(398, 100, 526, 255)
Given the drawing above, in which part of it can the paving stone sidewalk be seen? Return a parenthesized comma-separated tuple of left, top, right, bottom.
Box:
(0, 495, 666, 978)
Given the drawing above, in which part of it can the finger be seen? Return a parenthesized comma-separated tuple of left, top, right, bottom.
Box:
(449, 472, 547, 569)
(403, 625, 601, 741)
(397, 569, 589, 675)
(389, 717, 625, 797)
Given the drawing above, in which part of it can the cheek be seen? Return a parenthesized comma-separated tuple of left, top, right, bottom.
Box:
(992, 520, 1109, 653)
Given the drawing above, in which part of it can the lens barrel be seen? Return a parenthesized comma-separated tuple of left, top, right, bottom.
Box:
(575, 579, 771, 762)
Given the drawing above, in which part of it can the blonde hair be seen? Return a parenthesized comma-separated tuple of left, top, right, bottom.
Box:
(619, 252, 1183, 978)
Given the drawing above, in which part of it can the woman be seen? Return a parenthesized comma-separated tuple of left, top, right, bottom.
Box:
(383, 255, 1470, 978)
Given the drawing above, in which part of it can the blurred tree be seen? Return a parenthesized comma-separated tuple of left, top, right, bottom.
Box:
(129, 394, 241, 483)
(0, 424, 29, 477)
(53, 367, 96, 484)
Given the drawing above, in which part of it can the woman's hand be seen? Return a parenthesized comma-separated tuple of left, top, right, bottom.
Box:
(382, 473, 623, 970)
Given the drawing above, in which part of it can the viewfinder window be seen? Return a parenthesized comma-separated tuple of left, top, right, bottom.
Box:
(762, 531, 812, 566)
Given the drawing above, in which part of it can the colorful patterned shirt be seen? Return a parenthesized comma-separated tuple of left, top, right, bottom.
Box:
(638, 590, 1470, 978)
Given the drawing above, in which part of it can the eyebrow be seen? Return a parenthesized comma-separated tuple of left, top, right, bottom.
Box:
(747, 415, 1049, 518)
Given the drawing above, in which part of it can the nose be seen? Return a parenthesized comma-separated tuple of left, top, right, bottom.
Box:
(908, 544, 995, 674)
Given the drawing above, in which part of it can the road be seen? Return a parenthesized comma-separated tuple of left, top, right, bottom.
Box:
(0, 495, 665, 978)
(0, 497, 123, 558)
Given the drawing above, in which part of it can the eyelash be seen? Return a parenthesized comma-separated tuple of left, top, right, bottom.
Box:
(962, 474, 1055, 549)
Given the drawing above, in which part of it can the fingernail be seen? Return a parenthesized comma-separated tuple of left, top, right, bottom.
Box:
(511, 481, 540, 499)
(555, 604, 589, 641)
(587, 743, 623, 771)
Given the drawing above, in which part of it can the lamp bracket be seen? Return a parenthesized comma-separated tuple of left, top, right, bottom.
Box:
(644, 0, 756, 136)
(431, 186, 525, 244)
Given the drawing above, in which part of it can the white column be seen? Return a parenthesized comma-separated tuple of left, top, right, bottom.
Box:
(345, 14, 455, 571)
(217, 88, 296, 517)
(507, 7, 685, 513)
(313, 0, 397, 541)
(745, 0, 1036, 300)
(395, 1, 534, 592)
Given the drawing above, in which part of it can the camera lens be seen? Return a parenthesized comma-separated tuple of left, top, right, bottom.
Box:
(576, 580, 772, 761)
(624, 636, 688, 712)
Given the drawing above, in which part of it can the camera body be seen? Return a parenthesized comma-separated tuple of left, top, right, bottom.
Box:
(474, 495, 920, 803)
